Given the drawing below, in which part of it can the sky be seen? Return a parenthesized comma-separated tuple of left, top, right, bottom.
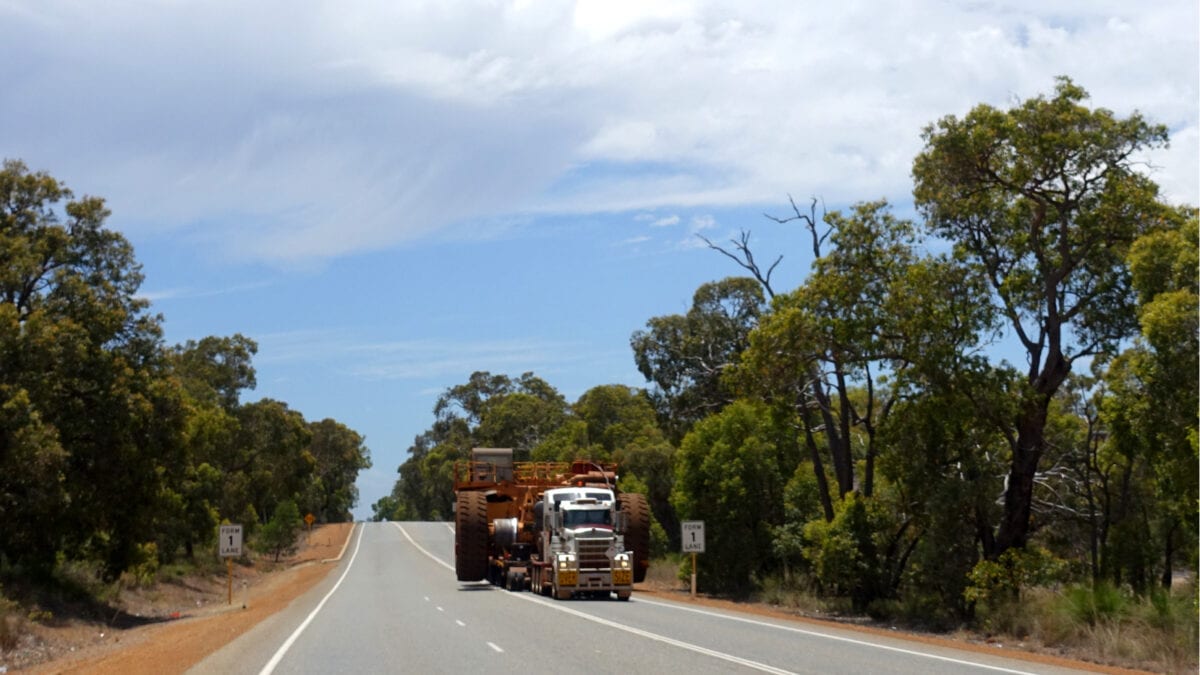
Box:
(1, 1, 1197, 520)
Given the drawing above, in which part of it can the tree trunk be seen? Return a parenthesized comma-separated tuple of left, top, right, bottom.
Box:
(798, 393, 835, 522)
(808, 364, 851, 497)
(993, 409, 1046, 555)
(994, 347, 1069, 557)
(1161, 520, 1176, 590)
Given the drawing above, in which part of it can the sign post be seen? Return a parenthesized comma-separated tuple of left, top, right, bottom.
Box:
(681, 521, 705, 599)
(218, 524, 243, 605)
(305, 513, 315, 542)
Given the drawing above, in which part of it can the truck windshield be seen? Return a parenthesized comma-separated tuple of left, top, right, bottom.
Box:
(563, 509, 610, 527)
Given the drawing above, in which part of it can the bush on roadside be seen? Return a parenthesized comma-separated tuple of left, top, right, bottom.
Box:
(256, 500, 302, 562)
(973, 583, 1198, 673)
(0, 589, 24, 651)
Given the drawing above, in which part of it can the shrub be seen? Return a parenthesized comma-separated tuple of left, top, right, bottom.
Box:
(120, 542, 160, 588)
(1065, 582, 1128, 626)
(256, 500, 301, 562)
(0, 590, 23, 651)
(964, 545, 1065, 607)
(802, 493, 894, 611)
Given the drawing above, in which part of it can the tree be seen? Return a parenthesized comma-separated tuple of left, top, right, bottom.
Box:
(632, 277, 765, 440)
(734, 200, 993, 521)
(1093, 206, 1198, 589)
(172, 334, 257, 410)
(257, 499, 301, 562)
(670, 400, 799, 592)
(0, 159, 186, 576)
(156, 334, 259, 560)
(912, 77, 1173, 557)
(234, 399, 314, 524)
(304, 418, 371, 522)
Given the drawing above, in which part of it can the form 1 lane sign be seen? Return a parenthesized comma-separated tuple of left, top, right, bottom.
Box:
(681, 520, 705, 553)
(219, 524, 243, 557)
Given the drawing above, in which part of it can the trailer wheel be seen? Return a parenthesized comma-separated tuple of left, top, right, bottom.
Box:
(619, 493, 651, 583)
(455, 491, 489, 581)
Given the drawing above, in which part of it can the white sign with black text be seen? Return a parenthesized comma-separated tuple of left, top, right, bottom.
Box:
(219, 524, 243, 557)
(681, 520, 705, 553)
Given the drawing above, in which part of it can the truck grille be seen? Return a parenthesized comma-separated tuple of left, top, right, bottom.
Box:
(575, 535, 613, 570)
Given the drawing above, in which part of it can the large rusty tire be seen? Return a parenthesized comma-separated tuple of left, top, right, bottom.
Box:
(455, 491, 489, 581)
(620, 493, 651, 583)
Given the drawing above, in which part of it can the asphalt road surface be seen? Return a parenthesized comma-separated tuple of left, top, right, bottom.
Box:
(190, 522, 1096, 675)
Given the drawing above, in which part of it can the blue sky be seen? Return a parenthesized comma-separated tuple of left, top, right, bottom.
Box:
(2, 1, 1197, 519)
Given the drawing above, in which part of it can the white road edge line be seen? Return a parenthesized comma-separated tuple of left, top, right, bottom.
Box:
(257, 524, 365, 675)
(633, 598, 1039, 675)
(397, 522, 1042, 675)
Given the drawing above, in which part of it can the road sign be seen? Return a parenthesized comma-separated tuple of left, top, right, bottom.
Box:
(219, 524, 243, 557)
(681, 520, 705, 553)
(305, 513, 315, 527)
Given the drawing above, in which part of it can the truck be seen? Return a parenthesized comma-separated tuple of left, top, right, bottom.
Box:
(453, 447, 651, 600)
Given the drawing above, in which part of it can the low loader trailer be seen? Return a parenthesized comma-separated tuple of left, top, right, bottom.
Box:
(453, 448, 650, 600)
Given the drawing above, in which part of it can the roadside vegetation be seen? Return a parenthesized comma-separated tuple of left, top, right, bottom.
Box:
(376, 78, 1197, 673)
(0, 160, 370, 656)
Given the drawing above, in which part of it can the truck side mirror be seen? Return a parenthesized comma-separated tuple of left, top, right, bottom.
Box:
(615, 511, 628, 532)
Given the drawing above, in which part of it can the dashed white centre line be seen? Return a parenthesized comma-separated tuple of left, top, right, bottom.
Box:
(436, 606, 444, 612)
(487, 642, 504, 653)
(456, 620, 465, 627)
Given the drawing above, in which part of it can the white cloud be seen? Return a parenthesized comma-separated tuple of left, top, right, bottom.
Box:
(0, 1, 1194, 263)
(690, 215, 716, 232)
(651, 215, 680, 227)
(254, 330, 588, 382)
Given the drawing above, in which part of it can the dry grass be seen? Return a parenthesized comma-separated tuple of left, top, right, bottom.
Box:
(978, 584, 1198, 674)
(649, 560, 1198, 675)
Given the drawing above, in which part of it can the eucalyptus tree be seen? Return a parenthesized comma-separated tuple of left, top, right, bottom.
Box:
(304, 418, 371, 522)
(1094, 206, 1198, 588)
(912, 77, 1175, 557)
(734, 200, 992, 521)
(631, 276, 766, 441)
(0, 159, 185, 576)
(670, 399, 799, 592)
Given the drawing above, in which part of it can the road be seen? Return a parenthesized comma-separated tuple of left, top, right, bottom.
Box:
(191, 522, 1095, 675)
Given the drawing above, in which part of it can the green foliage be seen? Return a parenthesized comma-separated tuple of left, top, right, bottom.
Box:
(913, 77, 1175, 556)
(801, 493, 898, 611)
(256, 500, 302, 562)
(371, 495, 407, 521)
(671, 400, 795, 593)
(964, 546, 1066, 606)
(304, 418, 372, 522)
(120, 543, 160, 588)
(632, 277, 765, 441)
(1064, 582, 1129, 626)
